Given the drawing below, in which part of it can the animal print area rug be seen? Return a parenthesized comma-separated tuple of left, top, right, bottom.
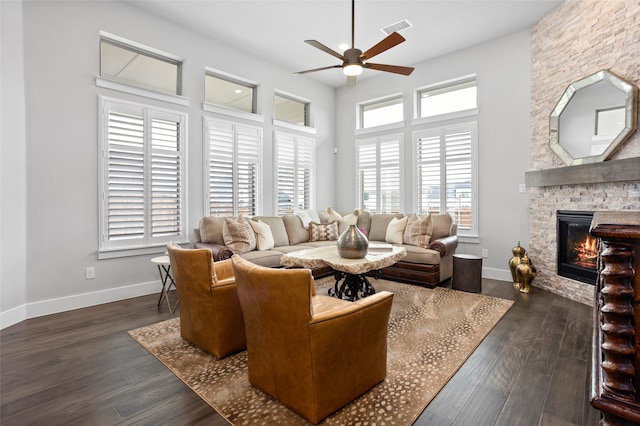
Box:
(129, 278, 513, 425)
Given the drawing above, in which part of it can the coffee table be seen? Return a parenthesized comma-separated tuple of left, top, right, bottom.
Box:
(280, 245, 407, 301)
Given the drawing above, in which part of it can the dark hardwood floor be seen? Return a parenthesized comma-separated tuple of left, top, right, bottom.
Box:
(1, 278, 601, 425)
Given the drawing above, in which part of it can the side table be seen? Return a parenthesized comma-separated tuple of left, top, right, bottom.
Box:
(452, 254, 482, 293)
(151, 255, 178, 313)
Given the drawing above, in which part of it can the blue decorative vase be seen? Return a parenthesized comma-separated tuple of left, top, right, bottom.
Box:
(337, 224, 369, 259)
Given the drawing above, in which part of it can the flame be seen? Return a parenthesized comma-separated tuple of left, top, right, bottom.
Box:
(573, 235, 597, 267)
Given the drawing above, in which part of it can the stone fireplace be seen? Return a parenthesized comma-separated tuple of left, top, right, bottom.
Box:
(527, 0, 640, 306)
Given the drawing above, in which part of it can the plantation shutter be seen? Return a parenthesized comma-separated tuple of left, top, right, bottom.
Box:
(106, 109, 145, 243)
(206, 119, 261, 217)
(275, 132, 315, 215)
(101, 99, 186, 251)
(415, 122, 477, 235)
(357, 136, 401, 214)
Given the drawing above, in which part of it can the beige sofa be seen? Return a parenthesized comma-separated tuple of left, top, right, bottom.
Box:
(194, 210, 458, 288)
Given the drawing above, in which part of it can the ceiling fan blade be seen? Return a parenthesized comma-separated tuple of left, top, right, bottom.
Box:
(294, 65, 342, 75)
(360, 32, 406, 61)
(364, 62, 414, 76)
(304, 40, 346, 61)
(346, 75, 358, 88)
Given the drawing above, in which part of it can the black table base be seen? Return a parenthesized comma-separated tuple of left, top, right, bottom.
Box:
(328, 270, 380, 301)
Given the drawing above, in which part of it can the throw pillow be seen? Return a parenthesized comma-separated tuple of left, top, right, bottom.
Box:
(385, 216, 408, 244)
(403, 213, 433, 248)
(222, 216, 257, 254)
(199, 216, 226, 244)
(325, 207, 343, 222)
(249, 219, 275, 251)
(340, 209, 360, 234)
(309, 221, 339, 242)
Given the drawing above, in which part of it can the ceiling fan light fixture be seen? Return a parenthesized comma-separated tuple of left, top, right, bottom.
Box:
(343, 63, 363, 76)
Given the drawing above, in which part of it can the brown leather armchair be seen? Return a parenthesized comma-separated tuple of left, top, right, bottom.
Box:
(167, 243, 246, 358)
(231, 255, 394, 424)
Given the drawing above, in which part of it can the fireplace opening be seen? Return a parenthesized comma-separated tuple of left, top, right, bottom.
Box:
(557, 210, 597, 285)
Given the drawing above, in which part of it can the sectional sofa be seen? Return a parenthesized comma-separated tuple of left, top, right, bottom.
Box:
(194, 209, 458, 288)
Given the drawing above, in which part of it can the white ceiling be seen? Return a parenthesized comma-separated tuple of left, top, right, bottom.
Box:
(127, 0, 564, 88)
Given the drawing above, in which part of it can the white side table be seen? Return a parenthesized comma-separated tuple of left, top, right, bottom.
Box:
(151, 255, 178, 313)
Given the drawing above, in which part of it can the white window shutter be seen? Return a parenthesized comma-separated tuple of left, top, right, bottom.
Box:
(275, 132, 315, 215)
(356, 136, 401, 214)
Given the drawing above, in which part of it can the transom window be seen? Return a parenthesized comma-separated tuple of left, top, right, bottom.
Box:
(359, 95, 403, 129)
(356, 135, 402, 213)
(274, 94, 309, 126)
(417, 77, 477, 119)
(205, 71, 257, 114)
(100, 37, 182, 95)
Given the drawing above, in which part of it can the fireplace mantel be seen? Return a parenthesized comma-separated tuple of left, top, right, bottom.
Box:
(525, 157, 640, 188)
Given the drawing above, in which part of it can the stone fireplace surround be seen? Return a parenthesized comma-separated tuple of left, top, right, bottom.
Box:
(527, 0, 640, 306)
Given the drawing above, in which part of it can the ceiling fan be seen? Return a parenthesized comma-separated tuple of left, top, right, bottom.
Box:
(295, 0, 414, 87)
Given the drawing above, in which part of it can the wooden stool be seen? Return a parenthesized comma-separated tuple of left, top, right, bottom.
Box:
(452, 254, 482, 293)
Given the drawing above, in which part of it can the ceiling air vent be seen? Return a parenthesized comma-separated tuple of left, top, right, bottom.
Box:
(381, 19, 412, 35)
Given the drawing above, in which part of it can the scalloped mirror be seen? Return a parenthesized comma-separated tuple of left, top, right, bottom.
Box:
(550, 70, 638, 166)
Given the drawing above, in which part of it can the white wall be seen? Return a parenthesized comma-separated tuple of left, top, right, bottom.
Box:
(1, 1, 29, 327)
(334, 30, 533, 280)
(1, 0, 335, 328)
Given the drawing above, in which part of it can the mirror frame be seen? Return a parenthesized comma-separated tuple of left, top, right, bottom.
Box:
(550, 70, 638, 166)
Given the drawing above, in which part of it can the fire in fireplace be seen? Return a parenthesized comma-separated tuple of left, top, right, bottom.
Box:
(556, 210, 597, 285)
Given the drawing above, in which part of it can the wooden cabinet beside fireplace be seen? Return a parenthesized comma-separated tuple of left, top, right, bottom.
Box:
(590, 211, 640, 425)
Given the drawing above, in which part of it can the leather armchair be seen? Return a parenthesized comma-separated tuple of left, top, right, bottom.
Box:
(167, 243, 246, 358)
(231, 255, 394, 424)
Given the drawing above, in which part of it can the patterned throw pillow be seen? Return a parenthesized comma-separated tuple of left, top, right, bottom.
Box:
(403, 213, 433, 248)
(309, 221, 339, 242)
(223, 216, 257, 254)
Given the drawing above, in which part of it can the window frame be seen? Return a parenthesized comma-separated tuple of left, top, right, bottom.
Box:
(273, 131, 316, 216)
(413, 75, 478, 125)
(203, 117, 263, 218)
(356, 94, 404, 131)
(203, 68, 261, 119)
(97, 32, 187, 106)
(355, 134, 404, 214)
(98, 96, 188, 258)
(273, 91, 311, 128)
(413, 121, 479, 240)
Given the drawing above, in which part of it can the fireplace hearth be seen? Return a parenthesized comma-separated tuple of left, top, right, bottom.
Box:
(556, 210, 597, 285)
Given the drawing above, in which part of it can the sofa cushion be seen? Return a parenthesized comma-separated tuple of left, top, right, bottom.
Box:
(324, 207, 343, 222)
(251, 216, 289, 247)
(309, 221, 339, 241)
(356, 210, 373, 237)
(368, 214, 404, 241)
(223, 216, 256, 254)
(249, 219, 275, 251)
(240, 249, 283, 268)
(403, 213, 433, 248)
(385, 216, 408, 244)
(340, 210, 359, 234)
(400, 245, 441, 264)
(199, 216, 226, 244)
(431, 213, 453, 241)
(283, 215, 310, 245)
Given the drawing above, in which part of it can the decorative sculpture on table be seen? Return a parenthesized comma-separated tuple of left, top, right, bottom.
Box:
(337, 224, 369, 258)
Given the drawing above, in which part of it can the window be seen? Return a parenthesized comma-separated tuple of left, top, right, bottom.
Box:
(205, 72, 257, 114)
(417, 76, 477, 119)
(205, 118, 262, 217)
(356, 135, 402, 213)
(359, 95, 403, 129)
(274, 94, 309, 126)
(100, 37, 182, 95)
(414, 123, 478, 236)
(99, 97, 187, 252)
(274, 132, 315, 215)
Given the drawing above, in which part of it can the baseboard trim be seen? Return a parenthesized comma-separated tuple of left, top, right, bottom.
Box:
(0, 280, 160, 330)
(482, 267, 512, 282)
